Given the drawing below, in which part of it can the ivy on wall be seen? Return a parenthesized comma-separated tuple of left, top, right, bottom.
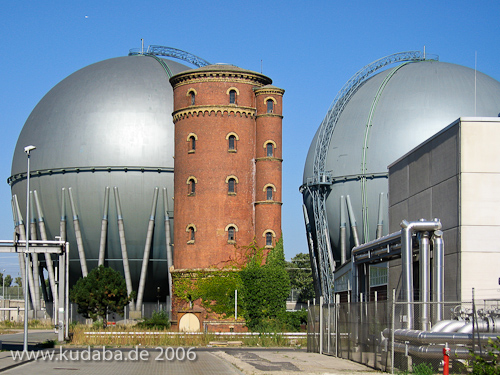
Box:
(172, 237, 291, 330)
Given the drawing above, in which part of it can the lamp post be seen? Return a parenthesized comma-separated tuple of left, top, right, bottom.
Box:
(2, 268, 5, 321)
(24, 145, 35, 352)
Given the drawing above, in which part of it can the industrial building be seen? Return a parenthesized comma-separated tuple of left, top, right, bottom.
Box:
(8, 46, 283, 324)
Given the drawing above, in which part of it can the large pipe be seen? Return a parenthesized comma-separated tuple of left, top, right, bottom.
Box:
(13, 194, 37, 311)
(340, 196, 347, 264)
(376, 192, 384, 239)
(432, 230, 444, 321)
(68, 187, 88, 277)
(59, 188, 67, 242)
(11, 197, 27, 301)
(29, 192, 41, 312)
(136, 187, 159, 309)
(114, 187, 135, 311)
(419, 230, 430, 331)
(302, 203, 322, 297)
(346, 195, 360, 248)
(164, 188, 174, 318)
(385, 328, 500, 345)
(34, 190, 57, 305)
(98, 187, 110, 267)
(458, 318, 500, 333)
(400, 219, 442, 329)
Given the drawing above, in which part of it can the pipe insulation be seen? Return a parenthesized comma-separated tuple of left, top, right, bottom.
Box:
(340, 196, 346, 264)
(346, 195, 360, 248)
(432, 230, 444, 321)
(164, 188, 174, 317)
(400, 219, 442, 329)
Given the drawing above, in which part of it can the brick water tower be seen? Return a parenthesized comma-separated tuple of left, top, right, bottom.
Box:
(170, 64, 284, 270)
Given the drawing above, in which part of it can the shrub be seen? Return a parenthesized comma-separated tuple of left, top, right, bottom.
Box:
(137, 310, 171, 330)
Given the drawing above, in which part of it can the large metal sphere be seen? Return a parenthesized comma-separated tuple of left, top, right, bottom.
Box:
(10, 55, 189, 301)
(303, 60, 500, 262)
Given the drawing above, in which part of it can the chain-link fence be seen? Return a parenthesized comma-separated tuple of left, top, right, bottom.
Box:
(308, 298, 500, 373)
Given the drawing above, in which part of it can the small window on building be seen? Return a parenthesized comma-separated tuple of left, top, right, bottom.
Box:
(265, 232, 273, 247)
(228, 178, 236, 194)
(190, 91, 196, 106)
(266, 142, 274, 157)
(188, 179, 196, 195)
(189, 135, 196, 151)
(229, 90, 236, 104)
(190, 227, 195, 241)
(266, 186, 273, 200)
(266, 99, 274, 113)
(228, 135, 236, 151)
(228, 226, 236, 242)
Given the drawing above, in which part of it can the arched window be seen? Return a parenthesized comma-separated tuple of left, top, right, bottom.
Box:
(228, 135, 236, 151)
(227, 226, 236, 242)
(190, 91, 196, 106)
(186, 224, 196, 243)
(187, 177, 197, 195)
(266, 186, 273, 200)
(266, 142, 274, 157)
(265, 232, 273, 246)
(229, 90, 236, 104)
(189, 135, 196, 151)
(228, 178, 236, 194)
(266, 99, 274, 113)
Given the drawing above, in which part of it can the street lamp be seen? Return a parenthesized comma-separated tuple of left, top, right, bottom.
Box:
(2, 268, 5, 322)
(24, 145, 35, 352)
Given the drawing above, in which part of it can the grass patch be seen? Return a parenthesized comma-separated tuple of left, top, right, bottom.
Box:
(68, 323, 305, 348)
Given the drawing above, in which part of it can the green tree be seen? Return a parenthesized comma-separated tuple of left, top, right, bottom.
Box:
(287, 253, 315, 303)
(15, 277, 22, 288)
(240, 237, 290, 331)
(3, 275, 12, 288)
(70, 266, 133, 328)
(0, 273, 3, 287)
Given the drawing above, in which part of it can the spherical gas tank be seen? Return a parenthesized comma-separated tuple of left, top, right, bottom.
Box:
(10, 55, 190, 302)
(303, 60, 500, 262)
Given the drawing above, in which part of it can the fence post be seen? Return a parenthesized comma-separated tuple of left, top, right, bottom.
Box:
(391, 288, 395, 374)
(319, 295, 323, 355)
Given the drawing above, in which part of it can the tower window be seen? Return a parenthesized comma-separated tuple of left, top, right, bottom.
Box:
(189, 135, 196, 151)
(190, 91, 196, 106)
(228, 135, 236, 151)
(186, 224, 196, 244)
(266, 142, 274, 157)
(228, 226, 235, 242)
(266, 99, 274, 113)
(229, 90, 236, 104)
(265, 232, 273, 246)
(228, 178, 236, 194)
(266, 186, 273, 201)
(187, 177, 197, 195)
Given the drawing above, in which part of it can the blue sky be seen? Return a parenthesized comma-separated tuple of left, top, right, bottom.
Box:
(1, 0, 500, 279)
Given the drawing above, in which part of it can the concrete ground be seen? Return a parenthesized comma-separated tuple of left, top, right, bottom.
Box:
(0, 330, 381, 375)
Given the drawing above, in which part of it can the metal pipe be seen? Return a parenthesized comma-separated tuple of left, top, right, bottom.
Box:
(59, 188, 67, 242)
(346, 195, 360, 248)
(458, 318, 500, 333)
(400, 219, 442, 329)
(114, 187, 135, 311)
(98, 187, 110, 267)
(136, 187, 159, 309)
(34, 190, 57, 305)
(376, 192, 384, 239)
(29, 192, 41, 313)
(340, 196, 346, 264)
(386, 328, 500, 345)
(431, 320, 455, 332)
(419, 230, 430, 331)
(14, 194, 37, 313)
(302, 204, 322, 297)
(58, 251, 65, 343)
(392, 341, 472, 359)
(432, 230, 444, 321)
(68, 187, 88, 277)
(164, 188, 174, 318)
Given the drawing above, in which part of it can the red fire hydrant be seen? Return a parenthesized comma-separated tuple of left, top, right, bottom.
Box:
(443, 345, 450, 375)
